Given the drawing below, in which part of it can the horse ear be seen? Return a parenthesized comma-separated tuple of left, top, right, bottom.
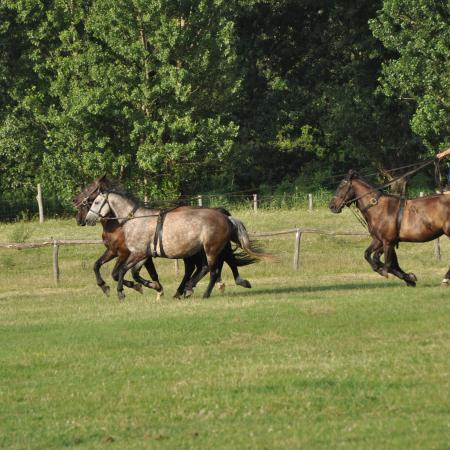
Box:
(347, 169, 355, 179)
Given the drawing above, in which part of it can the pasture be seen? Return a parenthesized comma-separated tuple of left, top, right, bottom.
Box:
(0, 207, 449, 449)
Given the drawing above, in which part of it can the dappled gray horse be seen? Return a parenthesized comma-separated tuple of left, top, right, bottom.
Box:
(85, 187, 271, 300)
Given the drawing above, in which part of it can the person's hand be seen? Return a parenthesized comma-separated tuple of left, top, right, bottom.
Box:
(437, 147, 450, 159)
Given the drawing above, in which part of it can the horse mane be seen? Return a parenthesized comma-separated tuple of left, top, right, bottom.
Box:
(97, 176, 141, 205)
(74, 176, 141, 207)
(73, 180, 100, 206)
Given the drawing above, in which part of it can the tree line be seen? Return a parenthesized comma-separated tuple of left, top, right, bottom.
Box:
(0, 0, 448, 204)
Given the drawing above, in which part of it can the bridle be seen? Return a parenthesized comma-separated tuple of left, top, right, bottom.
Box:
(87, 192, 109, 220)
(332, 173, 383, 213)
(331, 176, 354, 212)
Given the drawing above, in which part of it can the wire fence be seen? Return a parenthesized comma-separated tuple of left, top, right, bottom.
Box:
(0, 188, 337, 222)
(0, 226, 443, 287)
(0, 182, 439, 222)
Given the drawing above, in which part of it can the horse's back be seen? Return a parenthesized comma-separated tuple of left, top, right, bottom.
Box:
(400, 195, 450, 241)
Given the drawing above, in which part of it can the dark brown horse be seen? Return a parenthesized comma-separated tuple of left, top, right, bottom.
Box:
(74, 178, 259, 299)
(329, 170, 450, 286)
(75, 205, 164, 298)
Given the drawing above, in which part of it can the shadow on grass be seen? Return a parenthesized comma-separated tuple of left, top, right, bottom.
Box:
(230, 280, 438, 297)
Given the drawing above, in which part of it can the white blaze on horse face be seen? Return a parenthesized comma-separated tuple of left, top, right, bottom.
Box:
(85, 193, 110, 225)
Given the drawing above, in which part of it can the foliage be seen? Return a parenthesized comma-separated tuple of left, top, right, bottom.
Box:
(0, 0, 447, 204)
(370, 0, 450, 151)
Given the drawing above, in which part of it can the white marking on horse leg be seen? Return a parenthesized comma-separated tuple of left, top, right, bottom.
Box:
(216, 281, 226, 293)
(156, 290, 164, 301)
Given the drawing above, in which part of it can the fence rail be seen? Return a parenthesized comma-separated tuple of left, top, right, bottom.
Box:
(0, 229, 442, 286)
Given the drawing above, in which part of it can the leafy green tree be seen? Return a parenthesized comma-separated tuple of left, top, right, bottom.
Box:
(370, 0, 450, 152)
(43, 0, 240, 199)
(230, 0, 422, 191)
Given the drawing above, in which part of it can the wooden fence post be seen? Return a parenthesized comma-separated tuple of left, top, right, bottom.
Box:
(36, 184, 44, 223)
(308, 193, 313, 211)
(52, 239, 60, 285)
(293, 229, 302, 270)
(253, 194, 258, 213)
(435, 238, 442, 261)
(197, 195, 203, 207)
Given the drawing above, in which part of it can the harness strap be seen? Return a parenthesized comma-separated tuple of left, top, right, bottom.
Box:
(360, 191, 382, 213)
(152, 210, 167, 257)
(121, 205, 139, 224)
(151, 206, 181, 257)
(396, 198, 406, 243)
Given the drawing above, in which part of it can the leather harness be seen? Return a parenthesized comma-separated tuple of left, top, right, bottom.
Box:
(152, 209, 168, 257)
(150, 206, 180, 257)
(359, 191, 405, 243)
(396, 198, 406, 243)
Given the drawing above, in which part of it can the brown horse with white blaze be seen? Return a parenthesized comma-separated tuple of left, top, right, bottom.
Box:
(329, 170, 450, 286)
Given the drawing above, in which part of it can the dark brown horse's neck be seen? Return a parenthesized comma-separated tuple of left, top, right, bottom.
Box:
(352, 180, 383, 217)
(101, 214, 120, 232)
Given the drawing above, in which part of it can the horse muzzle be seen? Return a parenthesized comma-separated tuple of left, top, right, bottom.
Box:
(85, 213, 98, 226)
(329, 199, 344, 214)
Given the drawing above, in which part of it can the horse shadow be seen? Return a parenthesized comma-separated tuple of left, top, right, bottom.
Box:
(227, 280, 434, 297)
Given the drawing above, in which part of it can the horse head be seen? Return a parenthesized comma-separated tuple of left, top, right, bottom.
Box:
(329, 170, 357, 213)
(74, 175, 113, 225)
(85, 192, 111, 226)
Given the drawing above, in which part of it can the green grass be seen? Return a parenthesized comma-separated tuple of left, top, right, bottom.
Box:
(0, 208, 449, 449)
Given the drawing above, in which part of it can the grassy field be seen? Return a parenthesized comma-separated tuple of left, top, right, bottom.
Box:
(0, 207, 449, 449)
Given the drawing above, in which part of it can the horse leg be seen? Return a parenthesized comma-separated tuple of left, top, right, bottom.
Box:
(202, 246, 227, 298)
(389, 250, 417, 287)
(441, 267, 450, 287)
(380, 242, 395, 278)
(364, 238, 384, 275)
(131, 258, 164, 299)
(184, 252, 210, 298)
(143, 258, 164, 297)
(115, 255, 147, 301)
(223, 244, 252, 289)
(174, 257, 196, 299)
(382, 244, 417, 287)
(112, 258, 142, 299)
(93, 249, 116, 296)
(216, 258, 226, 293)
(202, 261, 221, 299)
(184, 255, 207, 298)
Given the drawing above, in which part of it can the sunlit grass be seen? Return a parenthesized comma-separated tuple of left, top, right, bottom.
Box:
(0, 208, 449, 449)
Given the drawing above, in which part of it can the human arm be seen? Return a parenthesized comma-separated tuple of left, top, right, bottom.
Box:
(436, 147, 450, 159)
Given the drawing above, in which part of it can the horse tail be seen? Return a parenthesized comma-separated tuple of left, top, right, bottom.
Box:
(214, 206, 232, 216)
(228, 217, 274, 261)
(230, 247, 258, 267)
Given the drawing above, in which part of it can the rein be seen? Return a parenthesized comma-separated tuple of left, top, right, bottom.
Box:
(86, 192, 178, 222)
(344, 157, 437, 208)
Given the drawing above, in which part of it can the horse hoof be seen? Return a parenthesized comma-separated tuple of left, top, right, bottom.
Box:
(156, 290, 164, 301)
(173, 291, 182, 299)
(184, 289, 193, 298)
(118, 291, 126, 301)
(101, 285, 111, 297)
(408, 273, 418, 282)
(440, 280, 449, 288)
(381, 270, 389, 278)
(236, 279, 252, 289)
(133, 283, 143, 294)
(216, 281, 226, 293)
